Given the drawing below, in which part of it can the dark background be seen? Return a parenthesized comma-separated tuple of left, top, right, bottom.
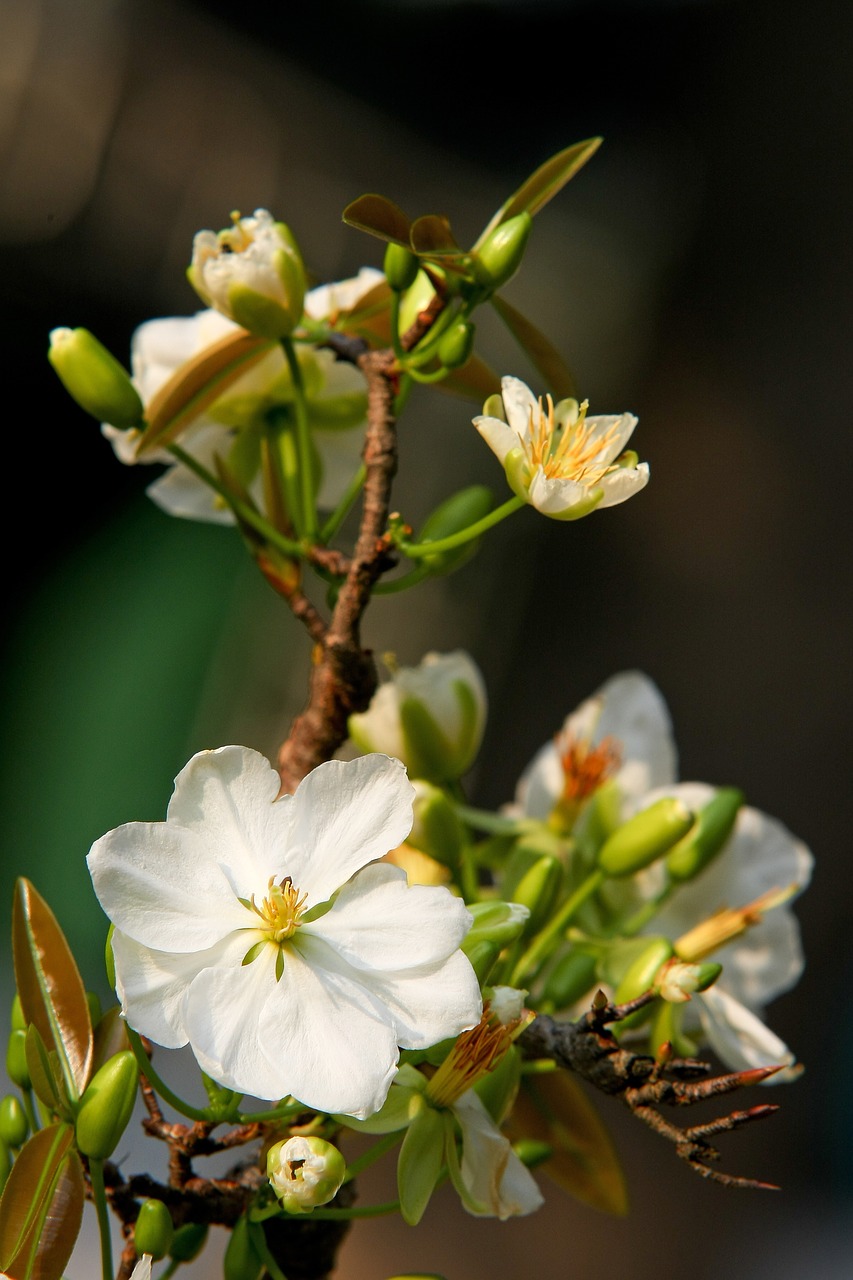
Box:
(1, 0, 851, 1275)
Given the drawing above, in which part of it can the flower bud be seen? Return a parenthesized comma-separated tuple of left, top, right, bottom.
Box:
(613, 937, 673, 1015)
(10, 994, 25, 1032)
(463, 899, 530, 950)
(223, 1215, 263, 1280)
(0, 1095, 29, 1147)
(384, 242, 420, 292)
(348, 651, 487, 783)
(105, 924, 116, 989)
(134, 1198, 174, 1261)
(664, 787, 744, 883)
(86, 991, 102, 1027)
(188, 209, 306, 340)
(506, 853, 564, 938)
(541, 950, 598, 1010)
(437, 320, 475, 370)
(267, 1136, 346, 1213)
(169, 1222, 209, 1262)
(48, 327, 144, 426)
(462, 939, 501, 985)
(416, 485, 493, 576)
(597, 797, 694, 878)
(474, 212, 532, 288)
(408, 781, 466, 871)
(6, 1029, 30, 1090)
(75, 1049, 139, 1159)
(656, 958, 722, 1003)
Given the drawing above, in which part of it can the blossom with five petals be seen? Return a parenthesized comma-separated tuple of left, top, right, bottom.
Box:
(87, 747, 481, 1119)
(474, 376, 648, 520)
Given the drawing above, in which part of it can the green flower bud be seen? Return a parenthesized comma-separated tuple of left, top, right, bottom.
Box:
(437, 320, 475, 370)
(384, 242, 420, 292)
(541, 950, 598, 1010)
(75, 1049, 139, 1159)
(134, 1198, 174, 1261)
(0, 1095, 29, 1147)
(416, 485, 494, 576)
(474, 212, 532, 288)
(408, 781, 466, 871)
(462, 939, 501, 985)
(169, 1222, 209, 1262)
(597, 797, 694, 878)
(48, 327, 144, 427)
(397, 1096, 444, 1226)
(463, 899, 530, 949)
(223, 1215, 263, 1280)
(613, 937, 673, 1029)
(664, 788, 744, 882)
(6, 1029, 31, 1090)
(512, 1138, 553, 1169)
(267, 1135, 346, 1213)
(10, 994, 25, 1032)
(506, 854, 564, 938)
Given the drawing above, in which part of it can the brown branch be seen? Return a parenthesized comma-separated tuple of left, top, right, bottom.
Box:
(519, 992, 786, 1189)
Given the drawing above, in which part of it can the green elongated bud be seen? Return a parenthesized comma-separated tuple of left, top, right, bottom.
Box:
(463, 899, 530, 949)
(501, 830, 569, 898)
(6, 1029, 30, 1089)
(134, 1198, 174, 1261)
(223, 1215, 263, 1280)
(409, 782, 465, 871)
(170, 1222, 209, 1262)
(48, 327, 144, 426)
(542, 950, 598, 1010)
(597, 797, 694, 878)
(75, 1049, 139, 1159)
(474, 212, 532, 288)
(384, 242, 420, 292)
(507, 854, 564, 938)
(513, 1138, 553, 1169)
(417, 485, 494, 575)
(649, 998, 698, 1060)
(437, 320, 475, 370)
(0, 1095, 29, 1147)
(462, 939, 500, 985)
(665, 788, 745, 882)
(397, 1097, 444, 1226)
(10, 994, 26, 1032)
(613, 937, 673, 1029)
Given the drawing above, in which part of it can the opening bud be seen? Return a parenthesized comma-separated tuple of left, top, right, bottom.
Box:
(474, 212, 533, 288)
(134, 1198, 174, 1261)
(267, 1135, 346, 1213)
(384, 242, 420, 292)
(541, 950, 598, 1010)
(664, 787, 744, 882)
(597, 797, 694, 878)
(75, 1049, 139, 1159)
(48, 327, 144, 427)
(656, 958, 722, 1003)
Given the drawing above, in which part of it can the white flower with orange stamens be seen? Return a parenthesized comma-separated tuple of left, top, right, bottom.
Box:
(474, 376, 648, 520)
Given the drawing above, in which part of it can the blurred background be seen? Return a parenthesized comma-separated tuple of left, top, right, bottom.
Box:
(1, 0, 851, 1274)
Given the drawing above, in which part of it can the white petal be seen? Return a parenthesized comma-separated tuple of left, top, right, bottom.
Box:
(304, 267, 385, 320)
(87, 822, 246, 952)
(596, 462, 650, 508)
(697, 987, 801, 1083)
(285, 755, 414, 905)
(474, 415, 520, 465)
(129, 1256, 152, 1280)
(499, 377, 538, 439)
(305, 861, 474, 970)
(454, 1090, 544, 1219)
(587, 670, 677, 800)
(514, 740, 565, 820)
(528, 470, 589, 515)
(147, 464, 236, 525)
(582, 412, 638, 466)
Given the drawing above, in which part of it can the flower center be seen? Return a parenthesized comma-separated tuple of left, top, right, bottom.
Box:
(525, 396, 620, 485)
(425, 1005, 517, 1109)
(240, 876, 308, 981)
(550, 731, 622, 832)
(218, 211, 255, 256)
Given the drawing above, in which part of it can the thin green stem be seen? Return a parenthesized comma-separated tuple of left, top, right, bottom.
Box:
(394, 372, 414, 416)
(88, 1157, 113, 1280)
(389, 292, 407, 363)
(20, 1087, 39, 1134)
(265, 411, 304, 539)
(281, 337, 317, 538)
(405, 364, 452, 385)
(343, 1130, 401, 1183)
(399, 496, 524, 559)
(320, 463, 367, 542)
(373, 565, 432, 595)
(454, 804, 537, 836)
(159, 1262, 180, 1280)
(619, 883, 676, 937)
(236, 1100, 308, 1125)
(510, 868, 606, 987)
(126, 1027, 212, 1123)
(248, 1220, 290, 1280)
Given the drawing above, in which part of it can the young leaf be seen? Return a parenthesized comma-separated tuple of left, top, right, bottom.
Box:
(409, 215, 466, 259)
(12, 880, 93, 1105)
(24, 1026, 65, 1116)
(342, 194, 413, 248)
(0, 1123, 84, 1280)
(475, 138, 603, 246)
(490, 294, 577, 400)
(505, 1072, 628, 1216)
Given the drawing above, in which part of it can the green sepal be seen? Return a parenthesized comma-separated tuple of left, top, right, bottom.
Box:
(169, 1221, 209, 1262)
(222, 1212, 264, 1280)
(227, 282, 297, 341)
(397, 1096, 444, 1225)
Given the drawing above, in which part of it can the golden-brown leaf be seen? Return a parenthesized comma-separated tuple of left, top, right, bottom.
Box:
(0, 1123, 84, 1279)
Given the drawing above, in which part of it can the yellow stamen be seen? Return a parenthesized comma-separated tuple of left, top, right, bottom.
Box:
(246, 875, 308, 944)
(525, 397, 620, 485)
(425, 1005, 517, 1109)
(674, 884, 800, 962)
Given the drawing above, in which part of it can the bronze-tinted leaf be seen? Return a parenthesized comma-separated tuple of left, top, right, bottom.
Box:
(0, 1123, 84, 1279)
(342, 194, 412, 248)
(490, 294, 577, 400)
(136, 329, 273, 456)
(91, 1005, 131, 1076)
(476, 138, 603, 245)
(506, 1072, 628, 1216)
(410, 215, 465, 259)
(12, 880, 93, 1104)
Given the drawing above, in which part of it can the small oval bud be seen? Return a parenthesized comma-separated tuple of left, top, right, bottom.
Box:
(384, 242, 420, 292)
(169, 1222, 209, 1263)
(223, 1215, 263, 1280)
(75, 1050, 139, 1159)
(597, 797, 694, 878)
(134, 1198, 174, 1261)
(48, 327, 144, 426)
(507, 854, 564, 938)
(417, 485, 494, 576)
(542, 950, 598, 1010)
(267, 1136, 346, 1214)
(6, 1029, 31, 1090)
(614, 937, 673, 1008)
(437, 320, 475, 370)
(0, 1095, 29, 1147)
(474, 212, 533, 288)
(10, 994, 26, 1032)
(665, 787, 744, 882)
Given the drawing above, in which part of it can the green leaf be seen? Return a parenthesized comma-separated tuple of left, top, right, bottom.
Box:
(342, 194, 412, 248)
(506, 1072, 628, 1216)
(490, 294, 577, 399)
(24, 1026, 65, 1116)
(409, 215, 466, 260)
(0, 1123, 85, 1279)
(476, 138, 603, 246)
(12, 880, 93, 1105)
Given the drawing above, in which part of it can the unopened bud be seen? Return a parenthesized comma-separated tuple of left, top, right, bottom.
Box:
(169, 1222, 209, 1262)
(665, 787, 744, 882)
(384, 242, 420, 292)
(474, 212, 533, 288)
(462, 939, 501, 985)
(437, 320, 475, 370)
(223, 1214, 263, 1280)
(10, 995, 25, 1032)
(75, 1049, 139, 1159)
(134, 1198, 174, 1261)
(0, 1095, 28, 1147)
(409, 781, 466, 870)
(267, 1136, 346, 1214)
(48, 327, 144, 426)
(597, 797, 694, 878)
(6, 1030, 30, 1090)
(463, 899, 530, 949)
(613, 937, 673, 1029)
(542, 950, 598, 1010)
(507, 853, 564, 937)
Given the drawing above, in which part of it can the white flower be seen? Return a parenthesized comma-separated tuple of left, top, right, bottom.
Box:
(87, 747, 481, 1119)
(267, 1135, 346, 1211)
(102, 272, 379, 523)
(188, 209, 305, 338)
(452, 1089, 544, 1219)
(348, 651, 488, 784)
(513, 670, 676, 827)
(129, 1259, 151, 1280)
(474, 376, 648, 520)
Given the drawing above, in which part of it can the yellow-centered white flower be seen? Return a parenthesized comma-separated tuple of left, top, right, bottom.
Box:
(188, 209, 305, 338)
(474, 376, 648, 520)
(87, 747, 481, 1119)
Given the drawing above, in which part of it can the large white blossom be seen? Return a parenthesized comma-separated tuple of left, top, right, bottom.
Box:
(474, 376, 648, 520)
(87, 747, 482, 1119)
